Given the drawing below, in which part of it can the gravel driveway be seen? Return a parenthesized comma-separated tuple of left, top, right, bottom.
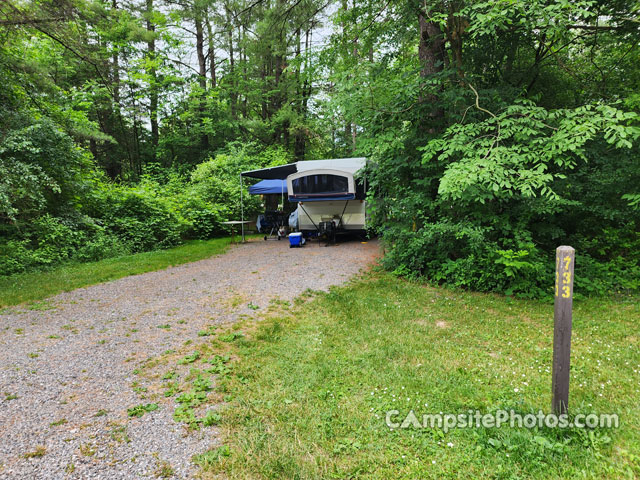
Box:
(0, 238, 378, 479)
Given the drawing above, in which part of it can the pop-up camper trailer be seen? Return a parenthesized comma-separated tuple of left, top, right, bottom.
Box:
(241, 158, 367, 240)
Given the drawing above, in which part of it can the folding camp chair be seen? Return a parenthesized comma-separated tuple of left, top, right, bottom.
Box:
(260, 210, 287, 240)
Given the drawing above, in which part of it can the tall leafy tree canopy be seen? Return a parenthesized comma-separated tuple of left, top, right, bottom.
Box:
(0, 0, 638, 295)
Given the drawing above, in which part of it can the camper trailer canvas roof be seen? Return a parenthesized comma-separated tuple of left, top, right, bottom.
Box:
(241, 158, 366, 179)
(295, 158, 365, 175)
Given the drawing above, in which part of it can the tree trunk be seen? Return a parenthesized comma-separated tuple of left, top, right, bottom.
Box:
(241, 24, 248, 117)
(104, 0, 124, 178)
(345, 122, 352, 150)
(146, 0, 158, 159)
(226, 6, 237, 118)
(206, 9, 216, 88)
(274, 53, 283, 111)
(112, 0, 120, 106)
(195, 13, 207, 90)
(293, 28, 305, 159)
(351, 123, 356, 151)
(340, 0, 356, 152)
(418, 8, 445, 128)
(195, 5, 209, 149)
(260, 63, 268, 120)
(273, 44, 285, 143)
(418, 11, 445, 79)
(446, 8, 463, 74)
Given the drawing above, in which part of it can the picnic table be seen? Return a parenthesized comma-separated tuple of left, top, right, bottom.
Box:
(222, 220, 252, 243)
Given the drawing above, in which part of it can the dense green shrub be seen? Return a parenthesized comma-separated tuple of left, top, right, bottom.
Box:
(1, 141, 292, 276)
(381, 218, 639, 298)
(178, 196, 227, 240)
(0, 214, 128, 275)
(0, 240, 39, 276)
(0, 215, 81, 275)
(0, 119, 93, 223)
(382, 220, 550, 298)
(368, 101, 640, 298)
(190, 142, 292, 221)
(88, 184, 186, 252)
(72, 231, 130, 263)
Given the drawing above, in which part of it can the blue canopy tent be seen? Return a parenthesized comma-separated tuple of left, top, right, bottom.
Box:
(247, 179, 288, 240)
(248, 179, 287, 195)
(248, 178, 287, 213)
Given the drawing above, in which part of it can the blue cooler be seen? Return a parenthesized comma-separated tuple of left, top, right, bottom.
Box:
(288, 232, 303, 248)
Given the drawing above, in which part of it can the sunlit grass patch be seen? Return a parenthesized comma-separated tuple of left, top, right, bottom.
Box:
(205, 273, 640, 479)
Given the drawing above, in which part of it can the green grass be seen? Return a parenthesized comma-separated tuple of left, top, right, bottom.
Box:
(207, 273, 640, 479)
(0, 237, 234, 307)
(22, 446, 47, 459)
(127, 403, 159, 418)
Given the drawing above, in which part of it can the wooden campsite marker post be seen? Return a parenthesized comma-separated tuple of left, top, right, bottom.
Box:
(551, 245, 575, 414)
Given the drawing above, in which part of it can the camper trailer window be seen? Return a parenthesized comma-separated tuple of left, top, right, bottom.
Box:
(292, 174, 348, 197)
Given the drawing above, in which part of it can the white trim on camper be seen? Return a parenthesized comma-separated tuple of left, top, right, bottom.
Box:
(241, 157, 366, 180)
(295, 158, 366, 175)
